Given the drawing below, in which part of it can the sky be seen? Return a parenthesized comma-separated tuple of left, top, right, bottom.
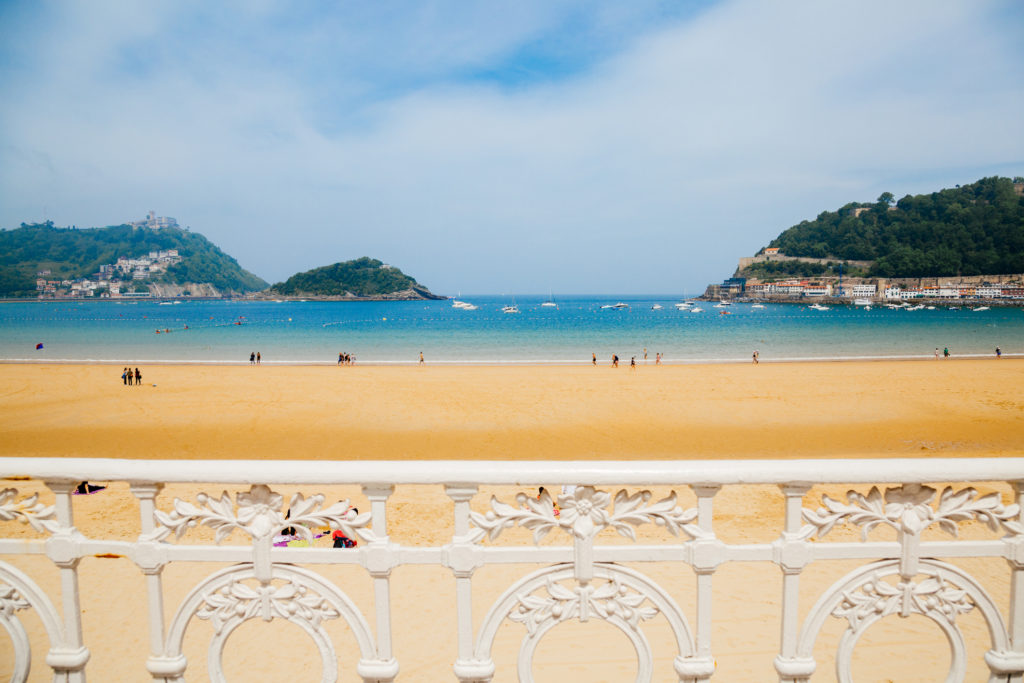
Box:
(1, 0, 1022, 295)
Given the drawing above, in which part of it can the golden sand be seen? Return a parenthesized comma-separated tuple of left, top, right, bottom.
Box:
(2, 359, 1022, 460)
(0, 360, 1022, 681)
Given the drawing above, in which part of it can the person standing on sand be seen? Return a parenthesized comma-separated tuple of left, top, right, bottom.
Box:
(127, 367, 133, 385)
(135, 368, 141, 385)
(122, 367, 128, 385)
(935, 348, 940, 360)
(250, 352, 255, 365)
(752, 350, 759, 364)
(630, 356, 636, 369)
(419, 351, 424, 365)
(256, 352, 261, 364)
(944, 347, 950, 359)
(592, 353, 596, 366)
(338, 353, 343, 365)
(643, 347, 647, 364)
(612, 354, 619, 368)
(996, 346, 1002, 358)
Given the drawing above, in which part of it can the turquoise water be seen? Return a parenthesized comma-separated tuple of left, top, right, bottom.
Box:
(1, 297, 1021, 364)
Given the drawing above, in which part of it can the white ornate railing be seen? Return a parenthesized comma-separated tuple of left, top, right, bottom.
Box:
(1, 457, 1024, 682)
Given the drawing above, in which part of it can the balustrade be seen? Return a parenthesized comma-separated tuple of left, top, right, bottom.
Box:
(1, 457, 1023, 681)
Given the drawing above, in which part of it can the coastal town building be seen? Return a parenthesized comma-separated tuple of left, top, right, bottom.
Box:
(36, 242, 183, 299)
(129, 211, 180, 230)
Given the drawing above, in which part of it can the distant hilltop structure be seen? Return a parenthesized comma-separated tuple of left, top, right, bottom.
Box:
(129, 211, 181, 230)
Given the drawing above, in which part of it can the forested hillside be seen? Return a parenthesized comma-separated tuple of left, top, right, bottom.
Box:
(764, 176, 1024, 278)
(270, 257, 435, 297)
(0, 222, 267, 296)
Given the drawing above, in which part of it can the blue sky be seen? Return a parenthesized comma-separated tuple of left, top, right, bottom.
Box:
(1, 0, 1022, 294)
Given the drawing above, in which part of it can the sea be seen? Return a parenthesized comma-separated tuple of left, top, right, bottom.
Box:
(0, 296, 1021, 364)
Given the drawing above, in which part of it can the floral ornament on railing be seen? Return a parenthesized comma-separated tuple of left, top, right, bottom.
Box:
(0, 583, 31, 618)
(510, 577, 659, 635)
(833, 570, 975, 629)
(147, 484, 373, 544)
(802, 484, 1024, 539)
(0, 489, 58, 535)
(469, 486, 701, 544)
(196, 578, 340, 634)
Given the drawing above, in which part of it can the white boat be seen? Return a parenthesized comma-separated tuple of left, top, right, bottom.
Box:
(809, 304, 830, 311)
(690, 307, 703, 313)
(713, 301, 732, 308)
(452, 300, 477, 310)
(540, 302, 558, 308)
(863, 305, 872, 311)
(751, 304, 765, 309)
(675, 301, 694, 309)
(853, 298, 872, 306)
(905, 304, 925, 311)
(926, 306, 936, 310)
(651, 304, 663, 310)
(973, 306, 990, 312)
(603, 302, 629, 309)
(502, 304, 520, 314)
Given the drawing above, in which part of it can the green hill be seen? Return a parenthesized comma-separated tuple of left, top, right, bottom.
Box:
(269, 257, 441, 298)
(0, 222, 267, 296)
(749, 176, 1024, 279)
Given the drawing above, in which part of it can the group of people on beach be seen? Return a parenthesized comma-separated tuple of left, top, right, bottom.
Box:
(337, 352, 355, 365)
(594, 352, 662, 367)
(121, 367, 142, 385)
(249, 351, 261, 364)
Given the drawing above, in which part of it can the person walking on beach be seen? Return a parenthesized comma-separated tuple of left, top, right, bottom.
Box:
(134, 368, 141, 385)
(943, 347, 950, 359)
(752, 350, 759, 364)
(419, 351, 424, 365)
(250, 352, 255, 365)
(338, 353, 343, 365)
(256, 352, 261, 364)
(934, 348, 940, 360)
(643, 347, 647, 364)
(630, 356, 636, 369)
(996, 346, 1002, 358)
(612, 354, 619, 368)
(592, 352, 597, 366)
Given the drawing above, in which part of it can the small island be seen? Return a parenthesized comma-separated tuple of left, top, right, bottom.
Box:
(263, 256, 444, 300)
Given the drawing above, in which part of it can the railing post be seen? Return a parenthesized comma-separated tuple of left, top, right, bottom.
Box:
(43, 480, 90, 683)
(445, 485, 491, 682)
(773, 483, 814, 683)
(677, 485, 721, 682)
(358, 484, 400, 683)
(992, 480, 1024, 682)
(130, 482, 182, 682)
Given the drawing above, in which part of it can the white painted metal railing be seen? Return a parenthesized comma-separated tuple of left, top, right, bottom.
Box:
(2, 457, 1024, 682)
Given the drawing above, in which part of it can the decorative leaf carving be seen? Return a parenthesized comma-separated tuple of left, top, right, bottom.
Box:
(0, 488, 58, 535)
(833, 570, 975, 630)
(803, 484, 1023, 539)
(146, 485, 373, 544)
(0, 583, 31, 617)
(196, 578, 340, 634)
(509, 577, 659, 635)
(470, 486, 700, 544)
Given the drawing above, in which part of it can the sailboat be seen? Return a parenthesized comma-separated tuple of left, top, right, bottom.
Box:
(540, 291, 558, 308)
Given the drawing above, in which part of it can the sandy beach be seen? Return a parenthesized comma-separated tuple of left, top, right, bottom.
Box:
(2, 359, 1022, 461)
(1, 359, 1023, 681)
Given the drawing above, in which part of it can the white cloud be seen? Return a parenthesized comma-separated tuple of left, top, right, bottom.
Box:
(1, 0, 1022, 293)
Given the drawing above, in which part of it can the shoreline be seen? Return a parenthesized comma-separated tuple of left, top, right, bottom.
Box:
(0, 352, 1017, 366)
